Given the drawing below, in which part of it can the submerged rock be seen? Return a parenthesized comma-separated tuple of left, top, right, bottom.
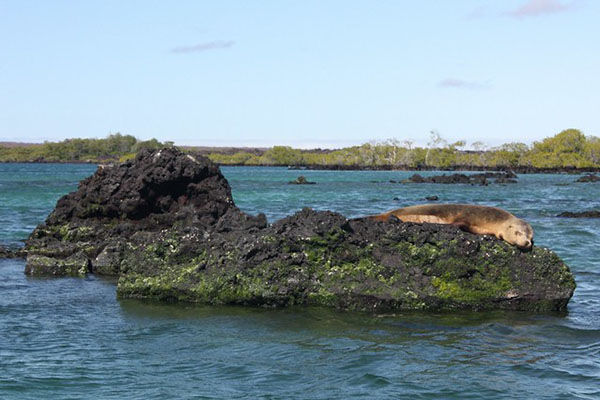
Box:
(288, 175, 316, 185)
(494, 177, 518, 184)
(22, 148, 575, 312)
(575, 174, 600, 183)
(557, 211, 600, 218)
(404, 172, 517, 185)
(0, 245, 26, 259)
(472, 171, 517, 179)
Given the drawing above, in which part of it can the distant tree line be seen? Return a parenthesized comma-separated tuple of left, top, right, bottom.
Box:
(207, 129, 600, 170)
(0, 133, 164, 163)
(2, 129, 600, 170)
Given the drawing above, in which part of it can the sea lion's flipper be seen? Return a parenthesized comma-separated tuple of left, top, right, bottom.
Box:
(368, 213, 390, 222)
(451, 222, 470, 232)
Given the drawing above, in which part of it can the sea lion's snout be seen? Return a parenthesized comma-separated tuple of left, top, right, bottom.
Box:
(518, 239, 532, 250)
(516, 234, 533, 250)
(520, 232, 534, 250)
(505, 220, 534, 250)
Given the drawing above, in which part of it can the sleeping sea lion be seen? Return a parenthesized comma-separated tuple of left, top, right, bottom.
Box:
(368, 204, 534, 249)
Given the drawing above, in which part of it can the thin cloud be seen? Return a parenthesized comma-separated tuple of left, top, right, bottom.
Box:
(438, 78, 489, 91)
(466, 6, 490, 19)
(170, 40, 235, 54)
(507, 0, 575, 18)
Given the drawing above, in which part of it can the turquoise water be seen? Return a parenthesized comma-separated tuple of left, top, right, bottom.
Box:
(1, 164, 599, 399)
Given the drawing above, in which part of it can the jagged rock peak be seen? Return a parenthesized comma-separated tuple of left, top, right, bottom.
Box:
(47, 147, 235, 224)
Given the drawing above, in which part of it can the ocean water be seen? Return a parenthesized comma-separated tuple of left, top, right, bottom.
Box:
(1, 163, 599, 399)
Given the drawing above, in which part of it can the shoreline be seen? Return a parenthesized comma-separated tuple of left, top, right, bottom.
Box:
(2, 159, 600, 174)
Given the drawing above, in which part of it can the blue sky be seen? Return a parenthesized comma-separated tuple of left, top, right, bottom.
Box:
(1, 0, 598, 148)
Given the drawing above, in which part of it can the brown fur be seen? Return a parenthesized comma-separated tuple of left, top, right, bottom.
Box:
(369, 204, 534, 249)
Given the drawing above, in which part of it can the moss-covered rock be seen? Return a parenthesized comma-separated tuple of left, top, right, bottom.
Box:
(23, 148, 576, 312)
(25, 252, 90, 276)
(113, 209, 575, 312)
(0, 245, 26, 259)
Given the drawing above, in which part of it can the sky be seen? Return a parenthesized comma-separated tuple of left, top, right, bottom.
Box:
(1, 0, 598, 148)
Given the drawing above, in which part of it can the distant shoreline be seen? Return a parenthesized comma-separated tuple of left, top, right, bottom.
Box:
(2, 159, 599, 174)
(3, 130, 600, 172)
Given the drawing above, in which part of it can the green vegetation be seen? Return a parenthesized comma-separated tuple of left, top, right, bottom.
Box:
(2, 129, 600, 169)
(0, 133, 163, 163)
(206, 129, 600, 169)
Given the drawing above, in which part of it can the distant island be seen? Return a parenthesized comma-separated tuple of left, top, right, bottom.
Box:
(1, 129, 599, 171)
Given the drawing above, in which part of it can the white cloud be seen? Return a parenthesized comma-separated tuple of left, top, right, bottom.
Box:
(438, 78, 489, 91)
(508, 0, 575, 18)
(170, 40, 235, 54)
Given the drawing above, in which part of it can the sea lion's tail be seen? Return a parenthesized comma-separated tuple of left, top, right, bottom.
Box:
(362, 213, 391, 222)
(370, 214, 390, 222)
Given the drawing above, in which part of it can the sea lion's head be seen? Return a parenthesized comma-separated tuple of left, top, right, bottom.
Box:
(501, 218, 534, 250)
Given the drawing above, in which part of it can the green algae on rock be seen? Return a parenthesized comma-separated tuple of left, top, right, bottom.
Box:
(114, 210, 575, 312)
(25, 252, 90, 276)
(22, 148, 576, 312)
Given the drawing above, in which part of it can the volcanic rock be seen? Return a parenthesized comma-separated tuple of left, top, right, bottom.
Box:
(494, 177, 518, 184)
(288, 175, 316, 185)
(21, 148, 575, 312)
(557, 211, 600, 218)
(0, 245, 26, 259)
(472, 171, 517, 179)
(575, 174, 600, 183)
(404, 172, 517, 185)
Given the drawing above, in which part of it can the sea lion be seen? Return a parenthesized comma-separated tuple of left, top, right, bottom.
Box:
(368, 204, 534, 249)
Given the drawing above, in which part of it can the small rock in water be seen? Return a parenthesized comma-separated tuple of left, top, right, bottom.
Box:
(0, 245, 26, 259)
(288, 175, 316, 185)
(494, 178, 518, 184)
(557, 210, 600, 218)
(405, 172, 516, 186)
(575, 174, 600, 183)
(425, 195, 439, 201)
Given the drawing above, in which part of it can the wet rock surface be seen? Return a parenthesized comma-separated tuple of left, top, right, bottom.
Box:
(46, 148, 239, 226)
(20, 148, 575, 312)
(288, 175, 316, 185)
(0, 245, 26, 259)
(403, 172, 517, 185)
(557, 211, 600, 218)
(575, 174, 600, 183)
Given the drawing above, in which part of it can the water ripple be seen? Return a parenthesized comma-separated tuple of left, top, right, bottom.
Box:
(2, 166, 600, 399)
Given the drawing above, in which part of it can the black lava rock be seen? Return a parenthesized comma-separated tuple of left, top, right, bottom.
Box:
(404, 172, 517, 185)
(21, 148, 575, 312)
(557, 211, 600, 218)
(575, 174, 600, 183)
(288, 176, 316, 185)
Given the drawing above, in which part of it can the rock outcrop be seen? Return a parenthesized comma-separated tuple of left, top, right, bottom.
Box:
(557, 211, 600, 218)
(24, 148, 266, 275)
(403, 172, 517, 185)
(288, 175, 316, 185)
(575, 174, 600, 183)
(0, 245, 26, 259)
(22, 148, 575, 312)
